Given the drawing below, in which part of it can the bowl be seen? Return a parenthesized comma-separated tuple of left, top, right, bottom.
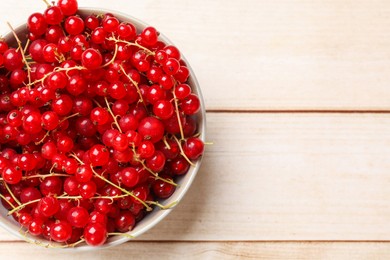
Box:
(0, 7, 206, 250)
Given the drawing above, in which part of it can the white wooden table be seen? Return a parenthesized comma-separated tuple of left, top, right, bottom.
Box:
(1, 0, 390, 259)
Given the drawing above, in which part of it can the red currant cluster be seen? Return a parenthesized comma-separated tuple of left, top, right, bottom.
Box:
(0, 0, 204, 247)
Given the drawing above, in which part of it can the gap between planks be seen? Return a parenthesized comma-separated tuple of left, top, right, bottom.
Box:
(4, 240, 390, 244)
(207, 109, 390, 114)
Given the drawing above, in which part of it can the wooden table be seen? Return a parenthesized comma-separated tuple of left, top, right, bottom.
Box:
(1, 0, 390, 259)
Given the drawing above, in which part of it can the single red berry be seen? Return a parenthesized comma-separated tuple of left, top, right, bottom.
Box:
(175, 83, 191, 100)
(163, 58, 180, 75)
(2, 167, 22, 184)
(181, 94, 201, 115)
(28, 218, 45, 236)
(145, 151, 166, 172)
(52, 94, 73, 116)
(67, 206, 89, 228)
(120, 167, 139, 188)
(85, 15, 100, 30)
(64, 16, 84, 35)
(79, 181, 97, 199)
(84, 223, 107, 246)
(89, 144, 109, 166)
(183, 137, 204, 160)
(75, 165, 93, 183)
(114, 211, 135, 232)
(41, 111, 59, 130)
(50, 221, 72, 242)
(44, 6, 63, 25)
(153, 100, 174, 120)
(28, 13, 47, 36)
(140, 26, 159, 46)
(90, 107, 109, 126)
(57, 0, 78, 16)
(3, 48, 23, 71)
(82, 48, 103, 69)
(152, 177, 176, 199)
(102, 16, 119, 33)
(137, 117, 164, 143)
(37, 196, 60, 217)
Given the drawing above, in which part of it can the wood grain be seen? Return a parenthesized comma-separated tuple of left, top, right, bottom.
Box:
(0, 241, 389, 260)
(1, 113, 390, 242)
(1, 1, 390, 110)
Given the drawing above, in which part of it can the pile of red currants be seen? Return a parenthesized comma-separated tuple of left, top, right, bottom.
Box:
(0, 0, 204, 247)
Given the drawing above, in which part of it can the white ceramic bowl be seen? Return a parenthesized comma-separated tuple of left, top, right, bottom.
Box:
(0, 7, 206, 250)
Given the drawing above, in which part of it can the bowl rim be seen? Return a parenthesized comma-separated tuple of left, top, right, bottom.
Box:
(0, 6, 207, 251)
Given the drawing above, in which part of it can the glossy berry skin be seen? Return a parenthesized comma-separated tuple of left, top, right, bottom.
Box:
(50, 221, 73, 242)
(64, 16, 84, 35)
(137, 117, 164, 143)
(37, 196, 60, 217)
(114, 211, 135, 232)
(2, 167, 22, 184)
(152, 178, 175, 199)
(3, 49, 23, 71)
(181, 94, 201, 115)
(89, 144, 109, 167)
(57, 0, 78, 16)
(82, 48, 103, 70)
(84, 223, 107, 246)
(153, 100, 174, 120)
(67, 206, 89, 228)
(41, 111, 59, 130)
(44, 6, 64, 25)
(183, 137, 204, 160)
(28, 13, 47, 36)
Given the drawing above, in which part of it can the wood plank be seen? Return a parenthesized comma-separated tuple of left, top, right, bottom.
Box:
(1, 113, 390, 241)
(1, 1, 390, 110)
(0, 241, 390, 259)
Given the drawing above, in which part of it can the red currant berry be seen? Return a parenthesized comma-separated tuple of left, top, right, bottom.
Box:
(84, 223, 107, 246)
(153, 100, 174, 120)
(50, 221, 72, 242)
(137, 117, 164, 143)
(67, 206, 89, 228)
(89, 144, 109, 167)
(81, 48, 103, 70)
(57, 0, 78, 16)
(44, 6, 63, 25)
(64, 16, 84, 35)
(152, 178, 176, 199)
(28, 13, 47, 36)
(37, 196, 60, 217)
(183, 137, 204, 160)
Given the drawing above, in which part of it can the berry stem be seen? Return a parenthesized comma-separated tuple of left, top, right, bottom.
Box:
(7, 22, 32, 86)
(101, 44, 118, 68)
(172, 135, 196, 167)
(23, 39, 30, 55)
(172, 84, 185, 140)
(119, 65, 147, 109)
(0, 193, 16, 209)
(146, 200, 178, 210)
(108, 37, 155, 56)
(90, 167, 153, 211)
(8, 198, 41, 215)
(139, 159, 177, 186)
(104, 97, 123, 133)
(3, 181, 21, 206)
(129, 146, 177, 186)
(162, 135, 171, 149)
(41, 0, 51, 7)
(23, 173, 70, 179)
